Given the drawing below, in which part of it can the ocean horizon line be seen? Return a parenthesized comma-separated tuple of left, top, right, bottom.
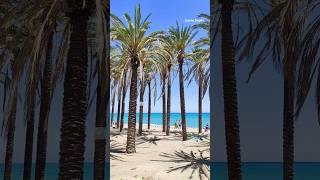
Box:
(111, 112, 211, 114)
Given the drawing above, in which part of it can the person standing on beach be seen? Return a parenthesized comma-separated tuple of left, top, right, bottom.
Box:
(204, 124, 209, 132)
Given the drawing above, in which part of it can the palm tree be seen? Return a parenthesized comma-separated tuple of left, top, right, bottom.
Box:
(110, 62, 119, 125)
(1, 62, 18, 180)
(186, 49, 209, 133)
(4, 95, 17, 180)
(111, 4, 158, 153)
(155, 38, 175, 136)
(116, 80, 122, 129)
(120, 71, 128, 132)
(192, 13, 210, 134)
(0, 3, 58, 178)
(161, 73, 167, 133)
(144, 62, 156, 129)
(58, 0, 95, 178)
(167, 22, 197, 141)
(147, 76, 152, 129)
(294, 1, 320, 125)
(193, 13, 210, 49)
(220, 0, 242, 179)
(238, 1, 309, 179)
(34, 32, 54, 180)
(138, 59, 145, 135)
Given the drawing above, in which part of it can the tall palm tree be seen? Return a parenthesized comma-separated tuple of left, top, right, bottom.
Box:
(120, 71, 128, 132)
(238, 1, 309, 179)
(58, 0, 95, 178)
(144, 62, 156, 129)
(220, 0, 242, 179)
(0, 3, 59, 178)
(138, 60, 146, 135)
(167, 22, 197, 141)
(138, 46, 161, 134)
(111, 4, 159, 153)
(116, 80, 122, 128)
(161, 73, 167, 133)
(186, 49, 209, 133)
(147, 76, 152, 129)
(34, 32, 54, 180)
(155, 38, 175, 136)
(192, 13, 210, 134)
(110, 68, 118, 125)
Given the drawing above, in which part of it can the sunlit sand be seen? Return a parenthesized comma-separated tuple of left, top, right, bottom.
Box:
(110, 124, 210, 180)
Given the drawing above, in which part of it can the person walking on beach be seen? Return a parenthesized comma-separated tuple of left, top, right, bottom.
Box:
(112, 121, 116, 128)
(174, 121, 178, 129)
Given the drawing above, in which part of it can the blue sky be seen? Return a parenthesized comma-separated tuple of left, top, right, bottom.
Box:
(111, 0, 210, 113)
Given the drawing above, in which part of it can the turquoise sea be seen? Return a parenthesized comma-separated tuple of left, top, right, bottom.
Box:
(2, 163, 320, 179)
(110, 112, 211, 128)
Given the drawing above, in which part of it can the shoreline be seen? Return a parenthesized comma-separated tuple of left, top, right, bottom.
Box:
(111, 123, 211, 133)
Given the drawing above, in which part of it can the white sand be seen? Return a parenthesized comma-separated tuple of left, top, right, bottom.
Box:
(110, 124, 210, 180)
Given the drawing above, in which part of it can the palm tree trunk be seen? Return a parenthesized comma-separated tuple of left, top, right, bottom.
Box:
(58, 14, 89, 179)
(94, 51, 108, 180)
(138, 65, 144, 135)
(116, 87, 122, 128)
(147, 81, 151, 129)
(111, 86, 116, 124)
(166, 66, 171, 136)
(162, 76, 166, 133)
(126, 59, 139, 153)
(120, 73, 127, 132)
(283, 64, 295, 180)
(23, 92, 36, 180)
(35, 36, 53, 180)
(4, 96, 17, 180)
(198, 76, 203, 134)
(178, 59, 187, 141)
(221, 1, 242, 179)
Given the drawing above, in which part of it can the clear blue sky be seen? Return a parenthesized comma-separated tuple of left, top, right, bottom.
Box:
(111, 0, 210, 113)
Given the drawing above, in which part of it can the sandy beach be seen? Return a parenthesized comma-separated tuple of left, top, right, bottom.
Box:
(110, 124, 210, 180)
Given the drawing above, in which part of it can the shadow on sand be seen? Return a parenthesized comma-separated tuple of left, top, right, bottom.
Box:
(110, 140, 126, 161)
(136, 136, 161, 145)
(151, 150, 210, 180)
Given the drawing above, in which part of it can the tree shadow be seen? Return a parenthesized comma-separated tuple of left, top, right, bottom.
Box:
(136, 136, 161, 146)
(110, 140, 126, 161)
(187, 141, 210, 153)
(151, 150, 210, 180)
(188, 133, 209, 141)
